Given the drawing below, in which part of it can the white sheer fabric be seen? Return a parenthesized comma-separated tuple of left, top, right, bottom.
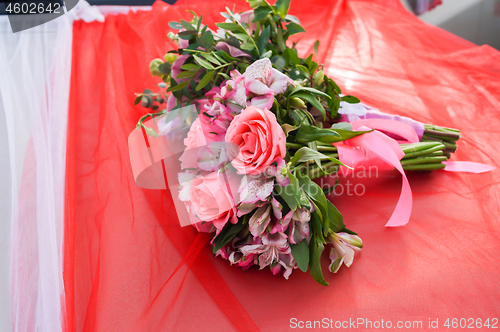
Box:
(0, 4, 104, 331)
(0, 3, 153, 330)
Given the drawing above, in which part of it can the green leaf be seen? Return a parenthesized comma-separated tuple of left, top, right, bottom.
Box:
(240, 42, 255, 50)
(200, 52, 221, 66)
(329, 97, 341, 118)
(168, 21, 183, 30)
(283, 48, 300, 66)
(328, 77, 341, 94)
(216, 50, 238, 63)
(339, 227, 358, 235)
(180, 105, 192, 123)
(292, 92, 326, 120)
(193, 55, 215, 70)
(295, 64, 310, 78)
(262, 50, 273, 58)
(253, 6, 273, 21)
(256, 25, 271, 56)
(195, 70, 215, 91)
(202, 30, 214, 49)
(178, 30, 198, 39)
(158, 62, 171, 75)
(233, 33, 250, 41)
(212, 217, 247, 252)
(175, 71, 195, 80)
(296, 172, 329, 230)
(164, 107, 181, 124)
(271, 55, 286, 70)
(180, 20, 196, 31)
(185, 42, 201, 50)
(326, 200, 345, 233)
(134, 95, 142, 105)
(290, 147, 348, 169)
(284, 14, 301, 24)
(331, 122, 352, 131)
(215, 22, 245, 34)
(309, 236, 328, 286)
(286, 22, 305, 36)
(274, 172, 300, 211)
(291, 240, 310, 272)
(181, 63, 199, 72)
(314, 40, 320, 54)
(167, 80, 189, 92)
(275, 0, 291, 18)
(341, 95, 361, 104)
(291, 86, 330, 99)
(310, 210, 325, 243)
(295, 125, 371, 144)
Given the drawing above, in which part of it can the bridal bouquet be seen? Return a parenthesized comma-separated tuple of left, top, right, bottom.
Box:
(130, 0, 466, 285)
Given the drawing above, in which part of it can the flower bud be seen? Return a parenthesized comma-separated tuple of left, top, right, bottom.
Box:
(164, 53, 178, 64)
(313, 70, 324, 86)
(289, 97, 306, 109)
(149, 59, 163, 77)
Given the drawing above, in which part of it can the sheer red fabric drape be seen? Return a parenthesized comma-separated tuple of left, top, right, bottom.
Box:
(65, 1, 500, 331)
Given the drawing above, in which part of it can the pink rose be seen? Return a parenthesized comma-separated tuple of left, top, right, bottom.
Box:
(188, 171, 239, 232)
(179, 118, 208, 169)
(225, 106, 286, 175)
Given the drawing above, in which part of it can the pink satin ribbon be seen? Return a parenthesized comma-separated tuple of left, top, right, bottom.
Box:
(443, 161, 496, 173)
(350, 118, 420, 143)
(334, 126, 412, 227)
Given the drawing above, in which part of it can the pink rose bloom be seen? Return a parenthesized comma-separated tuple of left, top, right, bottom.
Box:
(225, 106, 286, 175)
(179, 118, 208, 169)
(188, 171, 239, 232)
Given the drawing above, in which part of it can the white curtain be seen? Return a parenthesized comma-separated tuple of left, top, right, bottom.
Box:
(0, 4, 106, 331)
(0, 3, 153, 330)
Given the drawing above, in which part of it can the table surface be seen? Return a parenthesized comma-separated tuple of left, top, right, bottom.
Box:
(64, 1, 500, 331)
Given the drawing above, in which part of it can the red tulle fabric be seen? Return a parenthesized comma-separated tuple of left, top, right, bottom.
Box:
(64, 1, 500, 331)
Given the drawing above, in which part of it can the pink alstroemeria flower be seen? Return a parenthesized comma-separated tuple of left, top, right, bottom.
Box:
(246, 197, 282, 237)
(240, 232, 297, 279)
(328, 232, 363, 273)
(215, 234, 256, 270)
(197, 100, 235, 142)
(271, 208, 310, 244)
(243, 58, 295, 110)
(217, 70, 247, 113)
(215, 42, 252, 58)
